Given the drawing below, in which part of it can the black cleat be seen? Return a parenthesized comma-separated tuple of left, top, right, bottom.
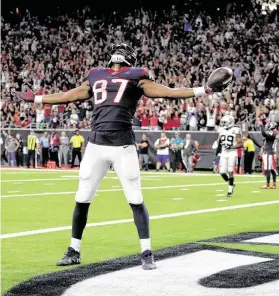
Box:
(140, 250, 157, 270)
(56, 247, 81, 266)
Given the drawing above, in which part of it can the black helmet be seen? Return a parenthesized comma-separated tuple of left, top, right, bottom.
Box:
(108, 43, 137, 67)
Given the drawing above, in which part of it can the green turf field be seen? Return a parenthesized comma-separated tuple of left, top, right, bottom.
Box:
(1, 168, 279, 295)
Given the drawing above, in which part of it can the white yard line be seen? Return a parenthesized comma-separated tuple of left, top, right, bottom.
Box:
(1, 176, 120, 183)
(1, 200, 278, 239)
(1, 167, 264, 177)
(1, 181, 265, 198)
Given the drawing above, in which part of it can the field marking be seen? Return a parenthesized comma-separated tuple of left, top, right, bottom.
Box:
(217, 199, 227, 202)
(252, 191, 260, 193)
(0, 168, 264, 177)
(1, 176, 120, 183)
(172, 198, 184, 200)
(6, 191, 20, 193)
(216, 189, 224, 192)
(216, 194, 225, 197)
(1, 181, 265, 198)
(244, 234, 279, 244)
(180, 188, 189, 191)
(1, 200, 279, 239)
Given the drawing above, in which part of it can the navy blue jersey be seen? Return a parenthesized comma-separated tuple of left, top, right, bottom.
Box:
(85, 67, 154, 146)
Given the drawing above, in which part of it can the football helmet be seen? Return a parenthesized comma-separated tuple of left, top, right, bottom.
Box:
(108, 43, 137, 67)
(220, 115, 235, 130)
(265, 121, 278, 135)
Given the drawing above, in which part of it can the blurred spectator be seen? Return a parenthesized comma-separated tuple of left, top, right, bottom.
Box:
(243, 134, 256, 174)
(132, 113, 141, 130)
(170, 132, 185, 172)
(49, 130, 60, 168)
(70, 109, 79, 128)
(5, 134, 19, 166)
(15, 133, 24, 167)
(154, 132, 170, 172)
(137, 134, 149, 171)
(70, 129, 85, 168)
(206, 107, 217, 131)
(187, 102, 198, 131)
(1, 130, 8, 164)
(27, 130, 39, 168)
(40, 132, 50, 167)
(182, 134, 198, 173)
(59, 131, 70, 168)
(36, 105, 45, 129)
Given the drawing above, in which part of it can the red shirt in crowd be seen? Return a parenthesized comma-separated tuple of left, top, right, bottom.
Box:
(141, 114, 149, 127)
(149, 115, 158, 127)
(172, 116, 180, 128)
(163, 116, 173, 130)
(22, 119, 31, 127)
(49, 134, 60, 146)
(44, 105, 52, 117)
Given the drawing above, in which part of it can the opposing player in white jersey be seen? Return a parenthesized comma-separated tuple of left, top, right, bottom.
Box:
(218, 115, 243, 197)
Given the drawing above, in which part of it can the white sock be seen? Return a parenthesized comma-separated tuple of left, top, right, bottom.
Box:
(228, 185, 233, 193)
(140, 238, 151, 252)
(70, 237, 81, 252)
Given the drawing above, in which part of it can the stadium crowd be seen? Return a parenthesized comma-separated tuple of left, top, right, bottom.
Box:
(1, 1, 279, 131)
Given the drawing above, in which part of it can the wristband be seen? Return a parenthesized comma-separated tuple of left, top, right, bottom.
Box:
(193, 87, 206, 97)
(35, 96, 43, 104)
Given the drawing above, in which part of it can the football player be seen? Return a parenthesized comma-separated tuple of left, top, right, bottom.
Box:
(218, 115, 243, 197)
(259, 119, 278, 189)
(13, 43, 230, 270)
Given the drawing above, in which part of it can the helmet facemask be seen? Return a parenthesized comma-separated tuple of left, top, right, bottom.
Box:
(108, 44, 137, 67)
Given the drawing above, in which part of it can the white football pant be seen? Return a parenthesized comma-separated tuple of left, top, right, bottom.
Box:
(219, 151, 237, 174)
(263, 153, 276, 170)
(75, 142, 143, 204)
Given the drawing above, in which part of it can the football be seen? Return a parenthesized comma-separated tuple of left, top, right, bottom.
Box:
(207, 67, 233, 90)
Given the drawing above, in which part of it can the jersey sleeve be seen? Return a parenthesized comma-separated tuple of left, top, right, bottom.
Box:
(141, 68, 155, 82)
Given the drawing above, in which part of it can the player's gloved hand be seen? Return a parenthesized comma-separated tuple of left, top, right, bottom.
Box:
(12, 86, 35, 102)
(206, 82, 229, 93)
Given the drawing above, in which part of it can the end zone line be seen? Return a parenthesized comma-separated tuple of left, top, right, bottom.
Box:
(1, 200, 279, 239)
(1, 181, 264, 198)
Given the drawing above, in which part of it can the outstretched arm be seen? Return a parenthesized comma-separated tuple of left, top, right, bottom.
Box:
(138, 79, 210, 99)
(13, 81, 91, 105)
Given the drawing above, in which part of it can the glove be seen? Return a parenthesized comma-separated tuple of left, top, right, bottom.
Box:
(12, 86, 35, 102)
(207, 82, 229, 93)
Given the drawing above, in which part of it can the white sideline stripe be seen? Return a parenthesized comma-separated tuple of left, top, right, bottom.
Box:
(1, 200, 279, 239)
(0, 167, 264, 177)
(1, 181, 264, 198)
(1, 176, 121, 183)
